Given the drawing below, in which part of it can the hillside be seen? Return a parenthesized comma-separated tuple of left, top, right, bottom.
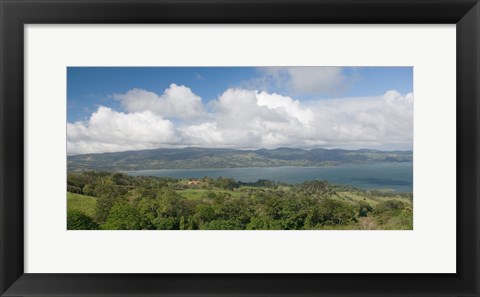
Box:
(67, 171, 413, 230)
(67, 147, 413, 172)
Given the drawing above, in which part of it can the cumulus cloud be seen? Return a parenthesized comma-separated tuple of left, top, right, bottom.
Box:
(67, 106, 180, 154)
(256, 91, 314, 126)
(259, 67, 347, 95)
(112, 83, 206, 121)
(304, 90, 413, 149)
(205, 89, 316, 148)
(67, 87, 413, 155)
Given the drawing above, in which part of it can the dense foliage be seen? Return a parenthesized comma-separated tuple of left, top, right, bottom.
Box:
(67, 171, 413, 230)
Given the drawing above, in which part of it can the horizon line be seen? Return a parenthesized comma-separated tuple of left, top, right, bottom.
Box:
(67, 145, 413, 157)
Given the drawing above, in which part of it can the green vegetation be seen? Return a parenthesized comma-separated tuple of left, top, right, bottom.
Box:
(67, 171, 413, 230)
(67, 192, 96, 217)
(67, 210, 99, 230)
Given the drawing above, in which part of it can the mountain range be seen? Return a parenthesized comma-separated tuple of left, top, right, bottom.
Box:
(67, 147, 413, 172)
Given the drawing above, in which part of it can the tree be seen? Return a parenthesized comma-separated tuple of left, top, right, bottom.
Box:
(215, 177, 238, 190)
(82, 183, 96, 196)
(93, 179, 128, 223)
(67, 185, 83, 194)
(200, 219, 243, 230)
(135, 197, 161, 230)
(103, 202, 141, 230)
(246, 217, 282, 230)
(67, 210, 99, 230)
(298, 180, 331, 197)
(193, 204, 216, 228)
(134, 189, 191, 230)
(111, 172, 132, 186)
(317, 198, 356, 226)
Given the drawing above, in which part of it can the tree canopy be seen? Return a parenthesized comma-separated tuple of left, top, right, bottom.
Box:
(67, 171, 413, 230)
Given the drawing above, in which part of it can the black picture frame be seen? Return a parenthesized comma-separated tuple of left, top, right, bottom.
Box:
(1, 0, 479, 296)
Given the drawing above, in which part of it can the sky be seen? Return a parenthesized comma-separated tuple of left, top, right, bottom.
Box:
(67, 67, 413, 155)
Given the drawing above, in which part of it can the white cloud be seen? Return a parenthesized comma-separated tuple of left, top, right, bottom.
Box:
(207, 89, 312, 148)
(305, 90, 413, 149)
(67, 106, 180, 154)
(67, 87, 413, 154)
(256, 91, 314, 126)
(112, 83, 206, 121)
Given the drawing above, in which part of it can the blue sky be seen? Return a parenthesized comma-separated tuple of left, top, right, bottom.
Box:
(67, 67, 413, 154)
(67, 67, 412, 122)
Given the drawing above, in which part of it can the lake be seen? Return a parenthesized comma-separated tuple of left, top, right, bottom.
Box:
(125, 162, 413, 193)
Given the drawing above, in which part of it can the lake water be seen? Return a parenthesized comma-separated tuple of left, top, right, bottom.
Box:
(126, 162, 413, 193)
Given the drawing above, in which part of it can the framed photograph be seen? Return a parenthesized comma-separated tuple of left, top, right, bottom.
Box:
(1, 0, 478, 296)
(65, 65, 414, 232)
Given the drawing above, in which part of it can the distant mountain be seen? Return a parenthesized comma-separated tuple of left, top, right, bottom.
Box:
(67, 147, 413, 172)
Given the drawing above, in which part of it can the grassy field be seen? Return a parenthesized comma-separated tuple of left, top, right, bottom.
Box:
(67, 192, 97, 218)
(332, 191, 412, 207)
(176, 188, 244, 200)
(175, 188, 211, 200)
